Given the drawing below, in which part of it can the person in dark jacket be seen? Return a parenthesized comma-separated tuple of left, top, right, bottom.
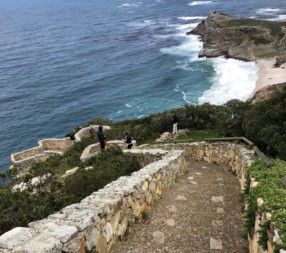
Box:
(172, 112, 179, 134)
(97, 125, 106, 150)
(124, 131, 133, 149)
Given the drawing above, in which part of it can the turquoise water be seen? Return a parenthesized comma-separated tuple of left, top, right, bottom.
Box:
(0, 0, 285, 170)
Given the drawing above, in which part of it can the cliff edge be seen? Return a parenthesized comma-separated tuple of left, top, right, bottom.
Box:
(188, 11, 286, 64)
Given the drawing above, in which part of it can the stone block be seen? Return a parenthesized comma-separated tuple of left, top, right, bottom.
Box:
(145, 191, 153, 205)
(210, 238, 222, 250)
(141, 181, 149, 191)
(62, 233, 85, 253)
(84, 227, 96, 251)
(41, 224, 78, 243)
(105, 223, 114, 242)
(0, 227, 35, 250)
(116, 217, 128, 239)
(0, 250, 11, 253)
(13, 234, 63, 253)
(96, 235, 107, 253)
(110, 211, 121, 231)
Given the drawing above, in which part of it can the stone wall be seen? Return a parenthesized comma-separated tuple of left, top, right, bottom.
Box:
(11, 138, 73, 176)
(148, 142, 284, 252)
(40, 139, 73, 151)
(74, 125, 111, 142)
(0, 148, 186, 253)
(80, 140, 137, 163)
(146, 142, 254, 189)
(0, 142, 258, 253)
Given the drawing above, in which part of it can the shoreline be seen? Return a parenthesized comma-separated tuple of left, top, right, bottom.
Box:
(248, 58, 286, 99)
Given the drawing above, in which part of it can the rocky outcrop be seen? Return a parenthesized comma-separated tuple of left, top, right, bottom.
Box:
(248, 82, 286, 103)
(188, 11, 286, 63)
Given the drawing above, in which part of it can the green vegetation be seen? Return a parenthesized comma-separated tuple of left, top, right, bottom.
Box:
(0, 147, 143, 235)
(175, 129, 219, 142)
(244, 160, 286, 252)
(243, 87, 286, 159)
(219, 19, 286, 37)
(217, 19, 286, 49)
(253, 37, 271, 45)
(2, 83, 286, 250)
(66, 87, 286, 159)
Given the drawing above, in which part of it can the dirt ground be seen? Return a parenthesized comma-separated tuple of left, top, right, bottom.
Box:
(111, 160, 248, 253)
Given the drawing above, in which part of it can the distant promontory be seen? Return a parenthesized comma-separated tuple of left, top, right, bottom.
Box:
(188, 11, 286, 103)
(188, 11, 286, 66)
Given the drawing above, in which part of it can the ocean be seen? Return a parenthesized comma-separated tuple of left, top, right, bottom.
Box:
(0, 0, 285, 171)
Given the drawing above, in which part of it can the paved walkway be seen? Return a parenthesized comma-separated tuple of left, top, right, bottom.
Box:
(112, 160, 248, 253)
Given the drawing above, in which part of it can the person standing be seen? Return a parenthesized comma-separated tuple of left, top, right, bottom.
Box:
(172, 112, 179, 134)
(231, 111, 237, 120)
(124, 131, 133, 149)
(97, 125, 106, 150)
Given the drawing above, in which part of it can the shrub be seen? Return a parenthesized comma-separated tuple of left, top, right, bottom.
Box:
(0, 147, 143, 235)
(243, 87, 286, 158)
(244, 160, 286, 252)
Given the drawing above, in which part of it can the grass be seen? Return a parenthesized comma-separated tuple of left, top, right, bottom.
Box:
(175, 129, 220, 142)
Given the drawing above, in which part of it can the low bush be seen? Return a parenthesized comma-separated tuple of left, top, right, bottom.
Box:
(62, 147, 141, 202)
(0, 147, 142, 235)
(243, 87, 286, 159)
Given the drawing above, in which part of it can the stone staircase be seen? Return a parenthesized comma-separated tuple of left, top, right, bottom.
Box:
(111, 159, 248, 253)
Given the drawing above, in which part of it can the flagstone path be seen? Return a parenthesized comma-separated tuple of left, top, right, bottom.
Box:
(112, 160, 248, 253)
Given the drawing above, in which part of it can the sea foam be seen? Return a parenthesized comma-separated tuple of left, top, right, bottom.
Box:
(256, 8, 281, 15)
(160, 22, 201, 58)
(160, 19, 259, 105)
(188, 1, 213, 6)
(266, 14, 286, 21)
(198, 58, 257, 105)
(118, 2, 142, 8)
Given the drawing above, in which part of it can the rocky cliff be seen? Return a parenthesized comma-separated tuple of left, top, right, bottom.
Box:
(247, 82, 286, 103)
(188, 12, 286, 64)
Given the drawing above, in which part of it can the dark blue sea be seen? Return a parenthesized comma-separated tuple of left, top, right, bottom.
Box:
(0, 0, 285, 171)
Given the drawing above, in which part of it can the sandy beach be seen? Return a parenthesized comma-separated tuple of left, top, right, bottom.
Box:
(249, 58, 286, 99)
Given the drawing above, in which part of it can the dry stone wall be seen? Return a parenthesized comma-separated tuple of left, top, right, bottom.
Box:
(146, 141, 254, 189)
(0, 148, 186, 253)
(74, 125, 111, 142)
(80, 140, 137, 163)
(10, 138, 73, 176)
(0, 142, 259, 253)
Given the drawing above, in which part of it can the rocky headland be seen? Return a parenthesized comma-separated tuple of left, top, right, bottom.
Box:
(188, 11, 286, 102)
(188, 11, 286, 62)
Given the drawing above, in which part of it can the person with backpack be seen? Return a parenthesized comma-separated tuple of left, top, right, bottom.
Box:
(124, 131, 133, 149)
(172, 112, 179, 134)
(97, 125, 106, 150)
